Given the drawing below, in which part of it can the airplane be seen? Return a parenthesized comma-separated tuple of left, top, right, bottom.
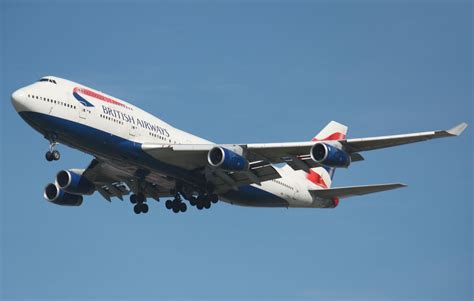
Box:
(11, 76, 468, 214)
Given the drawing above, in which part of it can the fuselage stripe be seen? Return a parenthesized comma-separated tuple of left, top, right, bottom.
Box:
(73, 87, 131, 109)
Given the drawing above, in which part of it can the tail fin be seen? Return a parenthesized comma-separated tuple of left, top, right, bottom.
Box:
(311, 121, 348, 141)
(306, 121, 348, 188)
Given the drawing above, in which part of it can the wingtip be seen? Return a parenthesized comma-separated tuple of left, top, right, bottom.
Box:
(389, 183, 407, 189)
(447, 122, 468, 136)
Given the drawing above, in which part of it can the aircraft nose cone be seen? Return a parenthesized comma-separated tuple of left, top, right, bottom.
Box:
(11, 88, 27, 112)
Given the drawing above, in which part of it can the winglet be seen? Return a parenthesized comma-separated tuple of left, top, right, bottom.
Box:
(447, 122, 468, 136)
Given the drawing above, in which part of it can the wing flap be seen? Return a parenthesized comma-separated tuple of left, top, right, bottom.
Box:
(207, 164, 281, 192)
(310, 183, 406, 199)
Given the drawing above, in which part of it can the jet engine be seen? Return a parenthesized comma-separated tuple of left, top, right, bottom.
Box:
(44, 183, 83, 206)
(208, 146, 249, 171)
(310, 142, 351, 168)
(56, 169, 95, 195)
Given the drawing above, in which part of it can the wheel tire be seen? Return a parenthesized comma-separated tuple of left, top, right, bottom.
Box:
(204, 201, 211, 209)
(189, 197, 197, 206)
(172, 206, 180, 213)
(196, 202, 204, 210)
(130, 194, 137, 204)
(180, 202, 187, 212)
(142, 204, 149, 214)
(137, 194, 146, 203)
(210, 194, 218, 204)
(165, 200, 172, 209)
(133, 204, 141, 214)
(45, 151, 54, 161)
(52, 150, 61, 161)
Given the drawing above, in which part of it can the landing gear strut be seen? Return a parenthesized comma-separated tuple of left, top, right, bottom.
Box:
(131, 193, 149, 214)
(45, 135, 60, 162)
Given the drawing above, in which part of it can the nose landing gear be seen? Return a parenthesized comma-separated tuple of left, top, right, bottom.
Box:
(45, 150, 60, 161)
(45, 135, 60, 162)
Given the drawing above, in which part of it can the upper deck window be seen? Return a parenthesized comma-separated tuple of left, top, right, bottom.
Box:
(38, 78, 57, 84)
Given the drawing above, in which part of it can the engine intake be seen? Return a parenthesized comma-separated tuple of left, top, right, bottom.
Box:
(310, 142, 351, 168)
(56, 170, 95, 195)
(44, 183, 83, 206)
(208, 146, 249, 171)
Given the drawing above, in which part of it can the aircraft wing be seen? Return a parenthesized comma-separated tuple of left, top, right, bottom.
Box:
(341, 122, 468, 152)
(81, 159, 166, 202)
(80, 159, 132, 201)
(309, 183, 406, 199)
(142, 144, 282, 191)
(141, 122, 466, 186)
(245, 122, 467, 162)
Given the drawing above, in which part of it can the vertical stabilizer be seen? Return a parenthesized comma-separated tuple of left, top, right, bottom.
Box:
(312, 121, 348, 142)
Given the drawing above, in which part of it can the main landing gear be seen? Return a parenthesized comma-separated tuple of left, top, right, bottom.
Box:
(165, 193, 187, 213)
(130, 193, 149, 214)
(189, 194, 218, 210)
(45, 135, 60, 162)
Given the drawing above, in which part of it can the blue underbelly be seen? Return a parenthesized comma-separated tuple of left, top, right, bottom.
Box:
(18, 111, 204, 185)
(221, 185, 288, 207)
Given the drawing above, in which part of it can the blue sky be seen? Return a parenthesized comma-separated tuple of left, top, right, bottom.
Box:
(1, 1, 472, 300)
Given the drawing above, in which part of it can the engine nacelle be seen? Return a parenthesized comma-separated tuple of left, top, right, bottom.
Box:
(44, 183, 83, 206)
(56, 170, 95, 195)
(208, 146, 249, 171)
(310, 142, 351, 168)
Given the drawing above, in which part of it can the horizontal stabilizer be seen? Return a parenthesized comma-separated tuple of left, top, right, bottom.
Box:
(309, 183, 406, 199)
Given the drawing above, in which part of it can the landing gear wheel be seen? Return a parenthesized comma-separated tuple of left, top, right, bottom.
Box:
(210, 194, 218, 204)
(180, 202, 187, 212)
(45, 135, 60, 162)
(136, 193, 146, 203)
(133, 204, 141, 214)
(52, 150, 61, 161)
(131, 193, 148, 214)
(172, 206, 180, 213)
(196, 202, 204, 210)
(45, 151, 54, 162)
(204, 201, 211, 209)
(165, 200, 172, 209)
(189, 197, 197, 206)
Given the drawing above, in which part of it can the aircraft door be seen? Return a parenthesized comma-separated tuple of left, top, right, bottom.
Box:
(78, 107, 88, 119)
(291, 181, 301, 201)
(129, 124, 139, 137)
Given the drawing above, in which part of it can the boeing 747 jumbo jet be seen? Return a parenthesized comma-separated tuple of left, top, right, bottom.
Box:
(11, 76, 467, 214)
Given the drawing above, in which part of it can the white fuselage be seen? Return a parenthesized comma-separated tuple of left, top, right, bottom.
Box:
(12, 76, 334, 208)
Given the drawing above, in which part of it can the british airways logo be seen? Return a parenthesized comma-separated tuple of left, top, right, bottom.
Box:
(72, 87, 132, 110)
(101, 105, 170, 137)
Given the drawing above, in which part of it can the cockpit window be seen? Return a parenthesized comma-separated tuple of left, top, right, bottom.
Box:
(38, 78, 57, 84)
